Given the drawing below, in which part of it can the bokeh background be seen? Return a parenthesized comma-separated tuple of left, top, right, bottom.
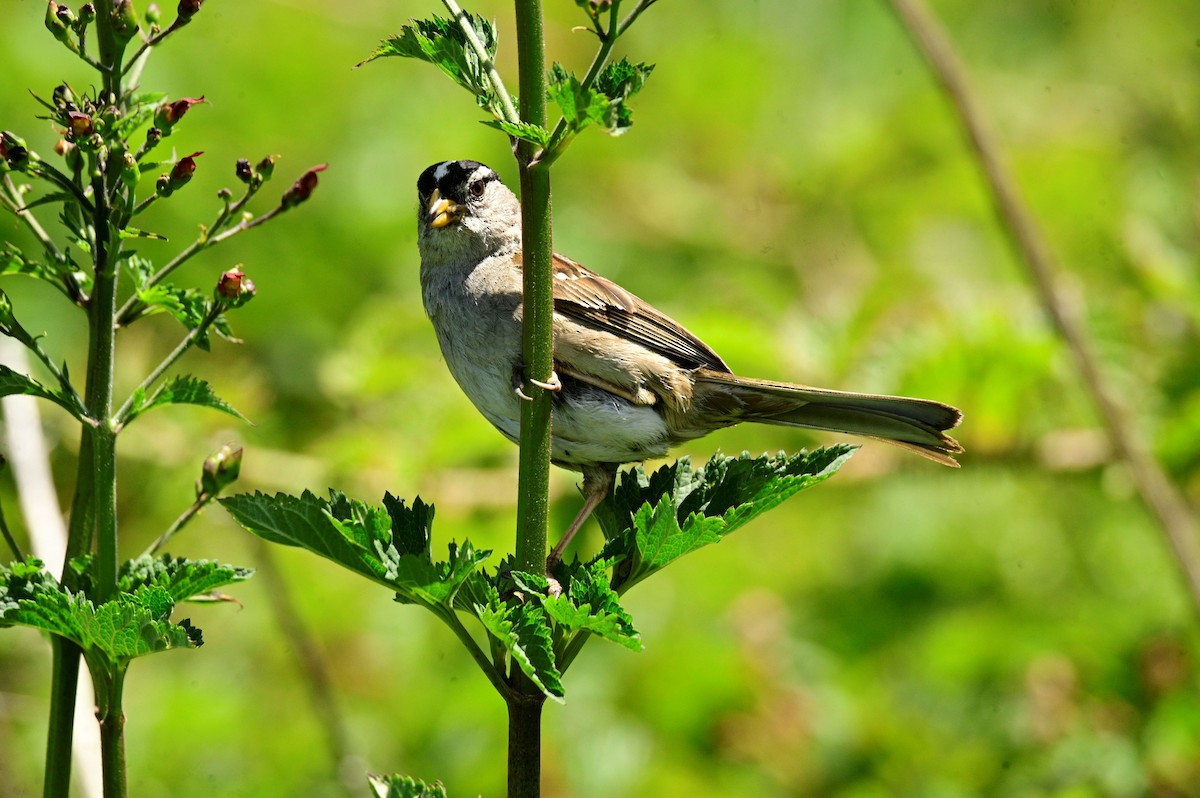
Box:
(3, 1, 1200, 795)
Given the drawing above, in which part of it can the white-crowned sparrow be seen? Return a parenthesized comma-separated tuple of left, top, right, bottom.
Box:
(416, 160, 963, 561)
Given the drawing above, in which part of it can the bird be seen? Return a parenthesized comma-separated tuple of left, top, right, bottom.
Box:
(415, 160, 963, 564)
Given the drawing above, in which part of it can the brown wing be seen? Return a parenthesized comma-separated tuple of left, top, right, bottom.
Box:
(547, 253, 731, 373)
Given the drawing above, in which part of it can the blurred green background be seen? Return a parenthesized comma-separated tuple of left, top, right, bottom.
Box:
(3, 1, 1200, 795)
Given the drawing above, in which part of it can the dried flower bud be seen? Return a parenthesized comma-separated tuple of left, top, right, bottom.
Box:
(280, 163, 328, 209)
(217, 187, 233, 201)
(79, 3, 95, 23)
(144, 127, 162, 149)
(235, 158, 252, 183)
(154, 96, 205, 129)
(177, 0, 203, 21)
(155, 173, 171, 195)
(168, 151, 202, 188)
(255, 154, 276, 180)
(56, 4, 75, 26)
(199, 444, 242, 498)
(215, 266, 256, 307)
(66, 111, 93, 140)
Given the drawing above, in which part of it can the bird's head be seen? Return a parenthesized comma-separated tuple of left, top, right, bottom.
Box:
(416, 160, 522, 262)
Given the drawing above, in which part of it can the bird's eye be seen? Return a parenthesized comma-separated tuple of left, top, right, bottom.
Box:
(468, 180, 486, 199)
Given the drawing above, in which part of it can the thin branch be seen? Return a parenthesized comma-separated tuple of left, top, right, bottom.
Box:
(886, 0, 1200, 615)
(112, 302, 222, 427)
(440, 0, 520, 124)
(141, 494, 209, 558)
(115, 189, 274, 324)
(0, 482, 26, 561)
(438, 608, 518, 702)
(1, 175, 67, 264)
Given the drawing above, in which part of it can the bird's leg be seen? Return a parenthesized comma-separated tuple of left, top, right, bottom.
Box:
(547, 464, 615, 569)
(512, 362, 562, 401)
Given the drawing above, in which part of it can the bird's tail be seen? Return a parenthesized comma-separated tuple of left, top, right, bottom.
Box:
(692, 370, 964, 466)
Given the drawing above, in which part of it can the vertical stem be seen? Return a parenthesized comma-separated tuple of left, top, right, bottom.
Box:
(43, 639, 82, 798)
(506, 698, 544, 798)
(95, 668, 127, 798)
(514, 0, 552, 573)
(511, 2, 551, 797)
(88, 178, 119, 606)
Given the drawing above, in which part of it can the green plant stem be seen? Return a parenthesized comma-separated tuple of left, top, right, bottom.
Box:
(115, 193, 274, 325)
(141, 493, 210, 558)
(88, 183, 119, 606)
(533, 0, 658, 169)
(0, 492, 25, 560)
(94, 666, 128, 798)
(511, 2, 552, 796)
(441, 0, 520, 124)
(1, 175, 67, 265)
(507, 697, 544, 798)
(43, 638, 82, 798)
(113, 302, 222, 427)
(439, 609, 517, 701)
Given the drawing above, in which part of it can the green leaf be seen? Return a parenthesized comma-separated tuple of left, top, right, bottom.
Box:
(594, 58, 654, 135)
(1, 242, 69, 289)
(367, 774, 448, 798)
(123, 374, 250, 426)
(220, 490, 490, 614)
(0, 559, 205, 667)
(0, 286, 39, 348)
(512, 562, 641, 651)
(596, 447, 857, 590)
(477, 598, 564, 702)
(0, 364, 83, 419)
(360, 15, 503, 118)
(119, 555, 253, 603)
(132, 283, 209, 328)
(480, 119, 552, 147)
(548, 59, 655, 140)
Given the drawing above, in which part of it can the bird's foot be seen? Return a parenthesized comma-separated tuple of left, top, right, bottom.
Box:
(513, 366, 562, 401)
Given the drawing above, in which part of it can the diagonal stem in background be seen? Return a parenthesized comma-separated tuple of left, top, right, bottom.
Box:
(886, 0, 1200, 615)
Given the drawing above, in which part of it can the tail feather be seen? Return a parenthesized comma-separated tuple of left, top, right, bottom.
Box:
(693, 371, 963, 466)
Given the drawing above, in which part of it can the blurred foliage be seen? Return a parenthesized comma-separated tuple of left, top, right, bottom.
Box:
(1, 1, 1199, 796)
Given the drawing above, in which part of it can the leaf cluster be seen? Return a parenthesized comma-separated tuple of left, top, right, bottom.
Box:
(0, 556, 250, 673)
(361, 3, 656, 166)
(221, 448, 853, 703)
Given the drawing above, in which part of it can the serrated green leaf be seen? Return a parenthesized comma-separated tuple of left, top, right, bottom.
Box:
(512, 561, 641, 652)
(1, 242, 68, 288)
(132, 283, 209, 329)
(596, 447, 856, 590)
(548, 59, 655, 139)
(221, 490, 489, 614)
(480, 118, 551, 147)
(0, 364, 83, 419)
(368, 774, 448, 798)
(361, 15, 503, 118)
(0, 560, 204, 666)
(123, 374, 250, 426)
(594, 58, 654, 135)
(119, 555, 253, 602)
(476, 599, 564, 701)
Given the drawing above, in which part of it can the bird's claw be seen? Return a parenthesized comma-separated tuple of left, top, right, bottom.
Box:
(529, 372, 562, 392)
(513, 369, 562, 401)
